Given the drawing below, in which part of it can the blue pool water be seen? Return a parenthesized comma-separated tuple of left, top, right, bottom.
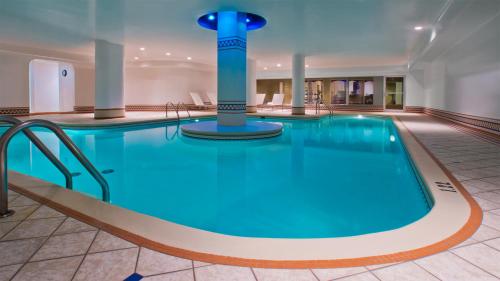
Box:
(2, 116, 431, 238)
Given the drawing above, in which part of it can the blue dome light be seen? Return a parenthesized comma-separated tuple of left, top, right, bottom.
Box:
(197, 12, 266, 31)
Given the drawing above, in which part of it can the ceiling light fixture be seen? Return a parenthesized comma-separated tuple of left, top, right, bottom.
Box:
(139, 47, 145, 51)
(187, 56, 192, 60)
(208, 14, 215, 21)
(246, 18, 250, 23)
(414, 26, 423, 31)
(134, 57, 139, 60)
(165, 52, 171, 56)
(276, 63, 281, 67)
(263, 67, 268, 70)
(305, 64, 309, 68)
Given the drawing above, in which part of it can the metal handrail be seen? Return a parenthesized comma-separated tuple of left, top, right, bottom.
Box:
(165, 102, 190, 122)
(0, 116, 73, 190)
(1, 119, 110, 217)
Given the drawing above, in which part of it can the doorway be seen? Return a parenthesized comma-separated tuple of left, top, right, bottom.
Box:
(29, 59, 75, 113)
(385, 77, 404, 110)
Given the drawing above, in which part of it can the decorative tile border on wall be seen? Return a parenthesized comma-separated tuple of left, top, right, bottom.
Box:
(0, 107, 29, 116)
(404, 106, 425, 113)
(423, 108, 500, 135)
(73, 106, 95, 113)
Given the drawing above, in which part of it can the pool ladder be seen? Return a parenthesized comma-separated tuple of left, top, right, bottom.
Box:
(0, 116, 110, 218)
(165, 102, 191, 122)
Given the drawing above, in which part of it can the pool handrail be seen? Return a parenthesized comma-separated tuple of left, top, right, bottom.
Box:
(0, 116, 73, 191)
(0, 119, 110, 217)
(165, 102, 191, 122)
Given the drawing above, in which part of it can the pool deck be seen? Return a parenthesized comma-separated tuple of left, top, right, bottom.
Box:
(1, 112, 500, 280)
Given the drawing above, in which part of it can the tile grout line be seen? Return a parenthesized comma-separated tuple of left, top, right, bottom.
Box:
(250, 267, 258, 281)
(69, 225, 100, 281)
(134, 246, 141, 274)
(308, 268, 321, 281)
(192, 260, 197, 281)
(448, 248, 500, 279)
(0, 204, 42, 240)
(412, 260, 444, 281)
(9, 214, 65, 281)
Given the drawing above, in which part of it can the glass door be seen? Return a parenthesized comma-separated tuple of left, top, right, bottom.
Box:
(385, 77, 404, 110)
(330, 80, 347, 104)
(305, 80, 323, 104)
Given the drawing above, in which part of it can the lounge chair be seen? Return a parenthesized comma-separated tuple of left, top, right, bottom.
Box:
(267, 93, 285, 110)
(189, 92, 208, 109)
(256, 93, 266, 108)
(207, 93, 217, 106)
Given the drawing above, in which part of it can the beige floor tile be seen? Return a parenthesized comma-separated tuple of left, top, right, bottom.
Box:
(9, 196, 39, 207)
(31, 230, 97, 261)
(462, 180, 500, 191)
(365, 262, 399, 270)
(472, 196, 500, 211)
(136, 248, 192, 276)
(483, 212, 500, 231)
(252, 268, 317, 281)
(336, 272, 379, 281)
(195, 265, 255, 281)
(2, 217, 64, 241)
(475, 192, 500, 205)
(142, 269, 194, 281)
(0, 264, 22, 281)
(12, 256, 83, 281)
(193, 260, 212, 267)
(26, 205, 65, 220)
(482, 176, 500, 185)
(471, 224, 500, 241)
(452, 243, 500, 278)
(73, 248, 138, 281)
(415, 251, 497, 281)
(372, 262, 438, 281)
(88, 231, 136, 253)
(484, 238, 500, 251)
(0, 206, 38, 223)
(312, 266, 367, 280)
(490, 208, 500, 216)
(53, 217, 96, 235)
(0, 238, 46, 266)
(0, 222, 19, 238)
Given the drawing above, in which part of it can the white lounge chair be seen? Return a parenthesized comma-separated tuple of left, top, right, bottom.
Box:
(256, 93, 266, 107)
(189, 92, 207, 109)
(267, 93, 285, 110)
(207, 93, 217, 106)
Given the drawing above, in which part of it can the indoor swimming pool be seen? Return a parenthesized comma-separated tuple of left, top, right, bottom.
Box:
(2, 116, 432, 238)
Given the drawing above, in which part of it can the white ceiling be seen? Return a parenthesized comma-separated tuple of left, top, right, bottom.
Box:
(0, 0, 450, 70)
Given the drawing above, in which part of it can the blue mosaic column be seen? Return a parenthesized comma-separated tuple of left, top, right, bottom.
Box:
(217, 11, 247, 126)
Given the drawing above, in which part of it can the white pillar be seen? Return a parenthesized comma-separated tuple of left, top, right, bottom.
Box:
(94, 40, 125, 119)
(246, 58, 257, 113)
(292, 54, 305, 115)
(217, 11, 247, 126)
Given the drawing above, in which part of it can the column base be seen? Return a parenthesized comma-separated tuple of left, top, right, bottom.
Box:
(94, 108, 125, 119)
(246, 106, 257, 113)
(292, 107, 305, 115)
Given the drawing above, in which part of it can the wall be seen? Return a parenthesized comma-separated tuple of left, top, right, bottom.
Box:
(0, 49, 90, 111)
(125, 65, 216, 105)
(421, 12, 500, 119)
(256, 79, 292, 104)
(29, 59, 60, 113)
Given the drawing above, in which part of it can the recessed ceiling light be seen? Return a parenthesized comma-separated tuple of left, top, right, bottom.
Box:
(165, 52, 171, 56)
(187, 57, 192, 60)
(263, 67, 268, 70)
(276, 63, 281, 67)
(208, 14, 215, 21)
(139, 47, 145, 51)
(246, 18, 250, 23)
(305, 64, 309, 68)
(134, 57, 139, 60)
(414, 26, 423, 31)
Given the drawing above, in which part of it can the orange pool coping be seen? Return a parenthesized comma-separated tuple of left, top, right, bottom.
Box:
(6, 114, 482, 268)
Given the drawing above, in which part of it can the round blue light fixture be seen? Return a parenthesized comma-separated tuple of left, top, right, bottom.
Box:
(197, 12, 266, 31)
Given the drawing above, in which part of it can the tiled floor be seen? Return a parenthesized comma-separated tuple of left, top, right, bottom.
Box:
(1, 114, 500, 281)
